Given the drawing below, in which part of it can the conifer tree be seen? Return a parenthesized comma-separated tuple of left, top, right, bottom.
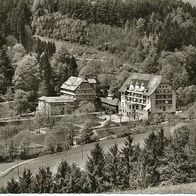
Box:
(32, 167, 55, 193)
(105, 143, 121, 190)
(55, 160, 71, 192)
(6, 178, 20, 193)
(8, 140, 17, 161)
(141, 131, 164, 188)
(39, 52, 55, 96)
(67, 164, 84, 193)
(18, 169, 34, 193)
(120, 136, 134, 188)
(86, 143, 108, 193)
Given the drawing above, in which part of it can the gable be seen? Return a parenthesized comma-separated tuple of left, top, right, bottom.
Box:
(119, 73, 162, 96)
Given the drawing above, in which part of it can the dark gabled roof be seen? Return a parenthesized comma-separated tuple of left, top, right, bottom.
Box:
(119, 73, 162, 96)
(100, 97, 119, 106)
(60, 76, 96, 92)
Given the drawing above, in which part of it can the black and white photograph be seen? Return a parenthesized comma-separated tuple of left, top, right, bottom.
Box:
(0, 0, 196, 194)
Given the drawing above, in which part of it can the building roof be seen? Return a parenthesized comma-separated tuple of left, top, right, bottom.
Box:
(60, 76, 96, 92)
(38, 96, 75, 103)
(119, 73, 162, 96)
(100, 97, 119, 106)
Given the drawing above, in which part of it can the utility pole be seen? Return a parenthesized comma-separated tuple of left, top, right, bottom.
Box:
(81, 127, 84, 159)
(17, 158, 19, 178)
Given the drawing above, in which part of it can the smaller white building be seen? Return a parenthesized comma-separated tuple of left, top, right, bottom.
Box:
(38, 96, 75, 116)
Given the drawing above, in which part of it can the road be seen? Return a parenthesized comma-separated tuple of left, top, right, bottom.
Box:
(0, 127, 174, 187)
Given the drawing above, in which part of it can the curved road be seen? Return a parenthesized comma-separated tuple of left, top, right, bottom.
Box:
(0, 126, 174, 187)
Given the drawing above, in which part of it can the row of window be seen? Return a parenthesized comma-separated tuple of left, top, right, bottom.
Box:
(155, 89, 172, 94)
(119, 109, 133, 114)
(127, 97, 146, 104)
(159, 85, 168, 89)
(78, 84, 91, 89)
(124, 92, 146, 98)
(77, 89, 94, 93)
(155, 94, 172, 99)
(77, 95, 95, 99)
(156, 105, 172, 111)
(155, 100, 172, 105)
(130, 105, 144, 110)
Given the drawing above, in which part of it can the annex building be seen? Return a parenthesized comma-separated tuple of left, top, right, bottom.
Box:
(119, 73, 176, 119)
(38, 96, 75, 116)
(60, 76, 97, 101)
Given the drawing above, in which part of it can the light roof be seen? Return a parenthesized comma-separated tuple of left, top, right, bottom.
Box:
(60, 76, 96, 92)
(119, 73, 162, 96)
(38, 96, 74, 103)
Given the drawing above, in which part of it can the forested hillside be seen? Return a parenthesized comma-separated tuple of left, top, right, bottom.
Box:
(183, 0, 196, 7)
(0, 0, 196, 113)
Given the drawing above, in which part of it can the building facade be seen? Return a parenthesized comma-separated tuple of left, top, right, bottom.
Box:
(100, 97, 119, 114)
(38, 96, 75, 116)
(60, 76, 97, 101)
(119, 73, 176, 119)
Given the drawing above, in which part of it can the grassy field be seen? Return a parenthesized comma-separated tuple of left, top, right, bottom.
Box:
(0, 129, 47, 148)
(96, 123, 172, 139)
(0, 129, 158, 187)
(0, 101, 15, 118)
(123, 183, 196, 194)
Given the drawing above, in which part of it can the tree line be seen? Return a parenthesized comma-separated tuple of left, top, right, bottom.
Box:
(1, 123, 196, 193)
(33, 0, 196, 27)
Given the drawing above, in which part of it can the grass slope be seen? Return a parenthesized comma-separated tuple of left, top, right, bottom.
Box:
(124, 183, 196, 194)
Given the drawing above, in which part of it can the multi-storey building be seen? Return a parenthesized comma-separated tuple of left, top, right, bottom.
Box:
(60, 76, 97, 101)
(119, 73, 176, 119)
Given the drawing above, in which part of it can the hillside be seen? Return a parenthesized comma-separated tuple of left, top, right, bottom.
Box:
(124, 183, 196, 194)
(183, 0, 196, 7)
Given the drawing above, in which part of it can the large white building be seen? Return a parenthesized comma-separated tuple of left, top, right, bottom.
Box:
(119, 73, 176, 119)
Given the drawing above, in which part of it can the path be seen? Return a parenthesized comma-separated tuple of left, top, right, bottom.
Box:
(0, 131, 154, 187)
(0, 123, 175, 188)
(0, 159, 35, 179)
